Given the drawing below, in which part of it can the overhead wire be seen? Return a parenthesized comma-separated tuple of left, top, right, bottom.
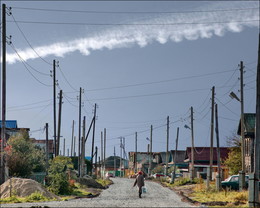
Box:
(10, 43, 52, 87)
(86, 69, 237, 92)
(9, 43, 50, 76)
(11, 6, 259, 14)
(86, 85, 236, 101)
(10, 13, 52, 66)
(215, 97, 240, 116)
(7, 19, 259, 26)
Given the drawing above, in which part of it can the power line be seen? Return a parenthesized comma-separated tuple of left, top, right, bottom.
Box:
(215, 97, 240, 117)
(10, 13, 52, 66)
(85, 69, 235, 92)
(11, 6, 259, 14)
(10, 43, 52, 87)
(57, 65, 78, 92)
(10, 43, 50, 76)
(7, 19, 259, 26)
(86, 85, 236, 101)
(7, 99, 52, 109)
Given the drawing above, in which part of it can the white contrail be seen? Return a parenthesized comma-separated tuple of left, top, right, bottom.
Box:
(6, 2, 259, 64)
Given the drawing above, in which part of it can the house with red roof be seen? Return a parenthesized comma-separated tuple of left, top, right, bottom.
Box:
(184, 147, 230, 179)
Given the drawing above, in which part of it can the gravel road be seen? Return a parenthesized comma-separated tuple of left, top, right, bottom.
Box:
(1, 178, 196, 207)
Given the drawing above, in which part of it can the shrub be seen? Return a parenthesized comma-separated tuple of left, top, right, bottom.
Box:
(47, 156, 74, 195)
(25, 192, 48, 202)
(233, 192, 248, 202)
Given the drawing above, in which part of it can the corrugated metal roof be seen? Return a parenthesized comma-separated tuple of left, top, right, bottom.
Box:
(0, 120, 18, 128)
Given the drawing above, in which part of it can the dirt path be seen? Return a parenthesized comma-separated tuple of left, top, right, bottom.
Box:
(1, 178, 197, 207)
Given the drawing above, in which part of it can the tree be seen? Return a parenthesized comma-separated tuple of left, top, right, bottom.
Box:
(47, 156, 74, 195)
(224, 131, 242, 175)
(151, 165, 164, 174)
(5, 130, 46, 177)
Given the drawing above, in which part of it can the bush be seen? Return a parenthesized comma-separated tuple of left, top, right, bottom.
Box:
(25, 192, 48, 202)
(174, 177, 201, 186)
(47, 156, 74, 195)
(0, 195, 21, 203)
(233, 192, 248, 202)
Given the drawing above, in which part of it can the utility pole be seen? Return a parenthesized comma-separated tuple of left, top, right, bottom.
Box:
(114, 146, 116, 177)
(67, 149, 69, 157)
(101, 131, 103, 178)
(104, 128, 106, 176)
(73, 136, 76, 156)
(148, 125, 153, 176)
(166, 116, 169, 177)
(1, 3, 7, 184)
(90, 104, 97, 175)
(63, 138, 65, 156)
(239, 61, 246, 191)
(209, 86, 215, 181)
(171, 127, 179, 184)
(95, 146, 98, 176)
(57, 90, 63, 156)
(81, 116, 86, 177)
(215, 104, 221, 191)
(135, 132, 137, 173)
(45, 123, 49, 172)
(249, 34, 260, 207)
(52, 60, 57, 157)
(120, 137, 122, 177)
(191, 107, 195, 180)
(78, 87, 82, 176)
(70, 120, 74, 157)
(123, 137, 125, 177)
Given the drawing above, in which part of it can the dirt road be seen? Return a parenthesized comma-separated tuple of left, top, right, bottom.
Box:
(1, 178, 195, 207)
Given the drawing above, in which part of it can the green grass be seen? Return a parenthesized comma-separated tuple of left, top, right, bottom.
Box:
(190, 182, 248, 207)
(0, 192, 54, 204)
(96, 178, 113, 187)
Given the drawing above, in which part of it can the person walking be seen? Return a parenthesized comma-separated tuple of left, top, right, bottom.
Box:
(133, 171, 145, 198)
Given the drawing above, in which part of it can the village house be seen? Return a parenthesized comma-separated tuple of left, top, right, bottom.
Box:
(237, 113, 255, 173)
(184, 147, 230, 179)
(0, 120, 30, 141)
(128, 150, 187, 175)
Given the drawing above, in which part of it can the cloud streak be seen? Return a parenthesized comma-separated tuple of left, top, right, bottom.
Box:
(6, 3, 259, 64)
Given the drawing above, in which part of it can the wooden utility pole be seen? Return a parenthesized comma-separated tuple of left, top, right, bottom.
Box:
(166, 116, 169, 177)
(95, 146, 98, 176)
(249, 33, 260, 207)
(101, 131, 103, 178)
(78, 87, 82, 176)
(63, 138, 65, 156)
(171, 127, 179, 183)
(240, 61, 246, 190)
(52, 60, 57, 157)
(135, 132, 137, 173)
(1, 3, 7, 184)
(123, 137, 125, 177)
(104, 128, 106, 175)
(114, 146, 116, 177)
(90, 104, 97, 175)
(57, 90, 63, 156)
(215, 104, 221, 191)
(191, 107, 195, 180)
(73, 136, 76, 156)
(148, 125, 153, 176)
(209, 86, 215, 181)
(120, 137, 122, 177)
(70, 120, 74, 157)
(45, 123, 49, 171)
(80, 116, 86, 177)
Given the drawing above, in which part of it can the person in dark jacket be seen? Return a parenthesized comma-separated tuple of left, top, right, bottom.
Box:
(133, 171, 145, 198)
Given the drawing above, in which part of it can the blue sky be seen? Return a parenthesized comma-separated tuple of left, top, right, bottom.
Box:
(1, 1, 259, 158)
